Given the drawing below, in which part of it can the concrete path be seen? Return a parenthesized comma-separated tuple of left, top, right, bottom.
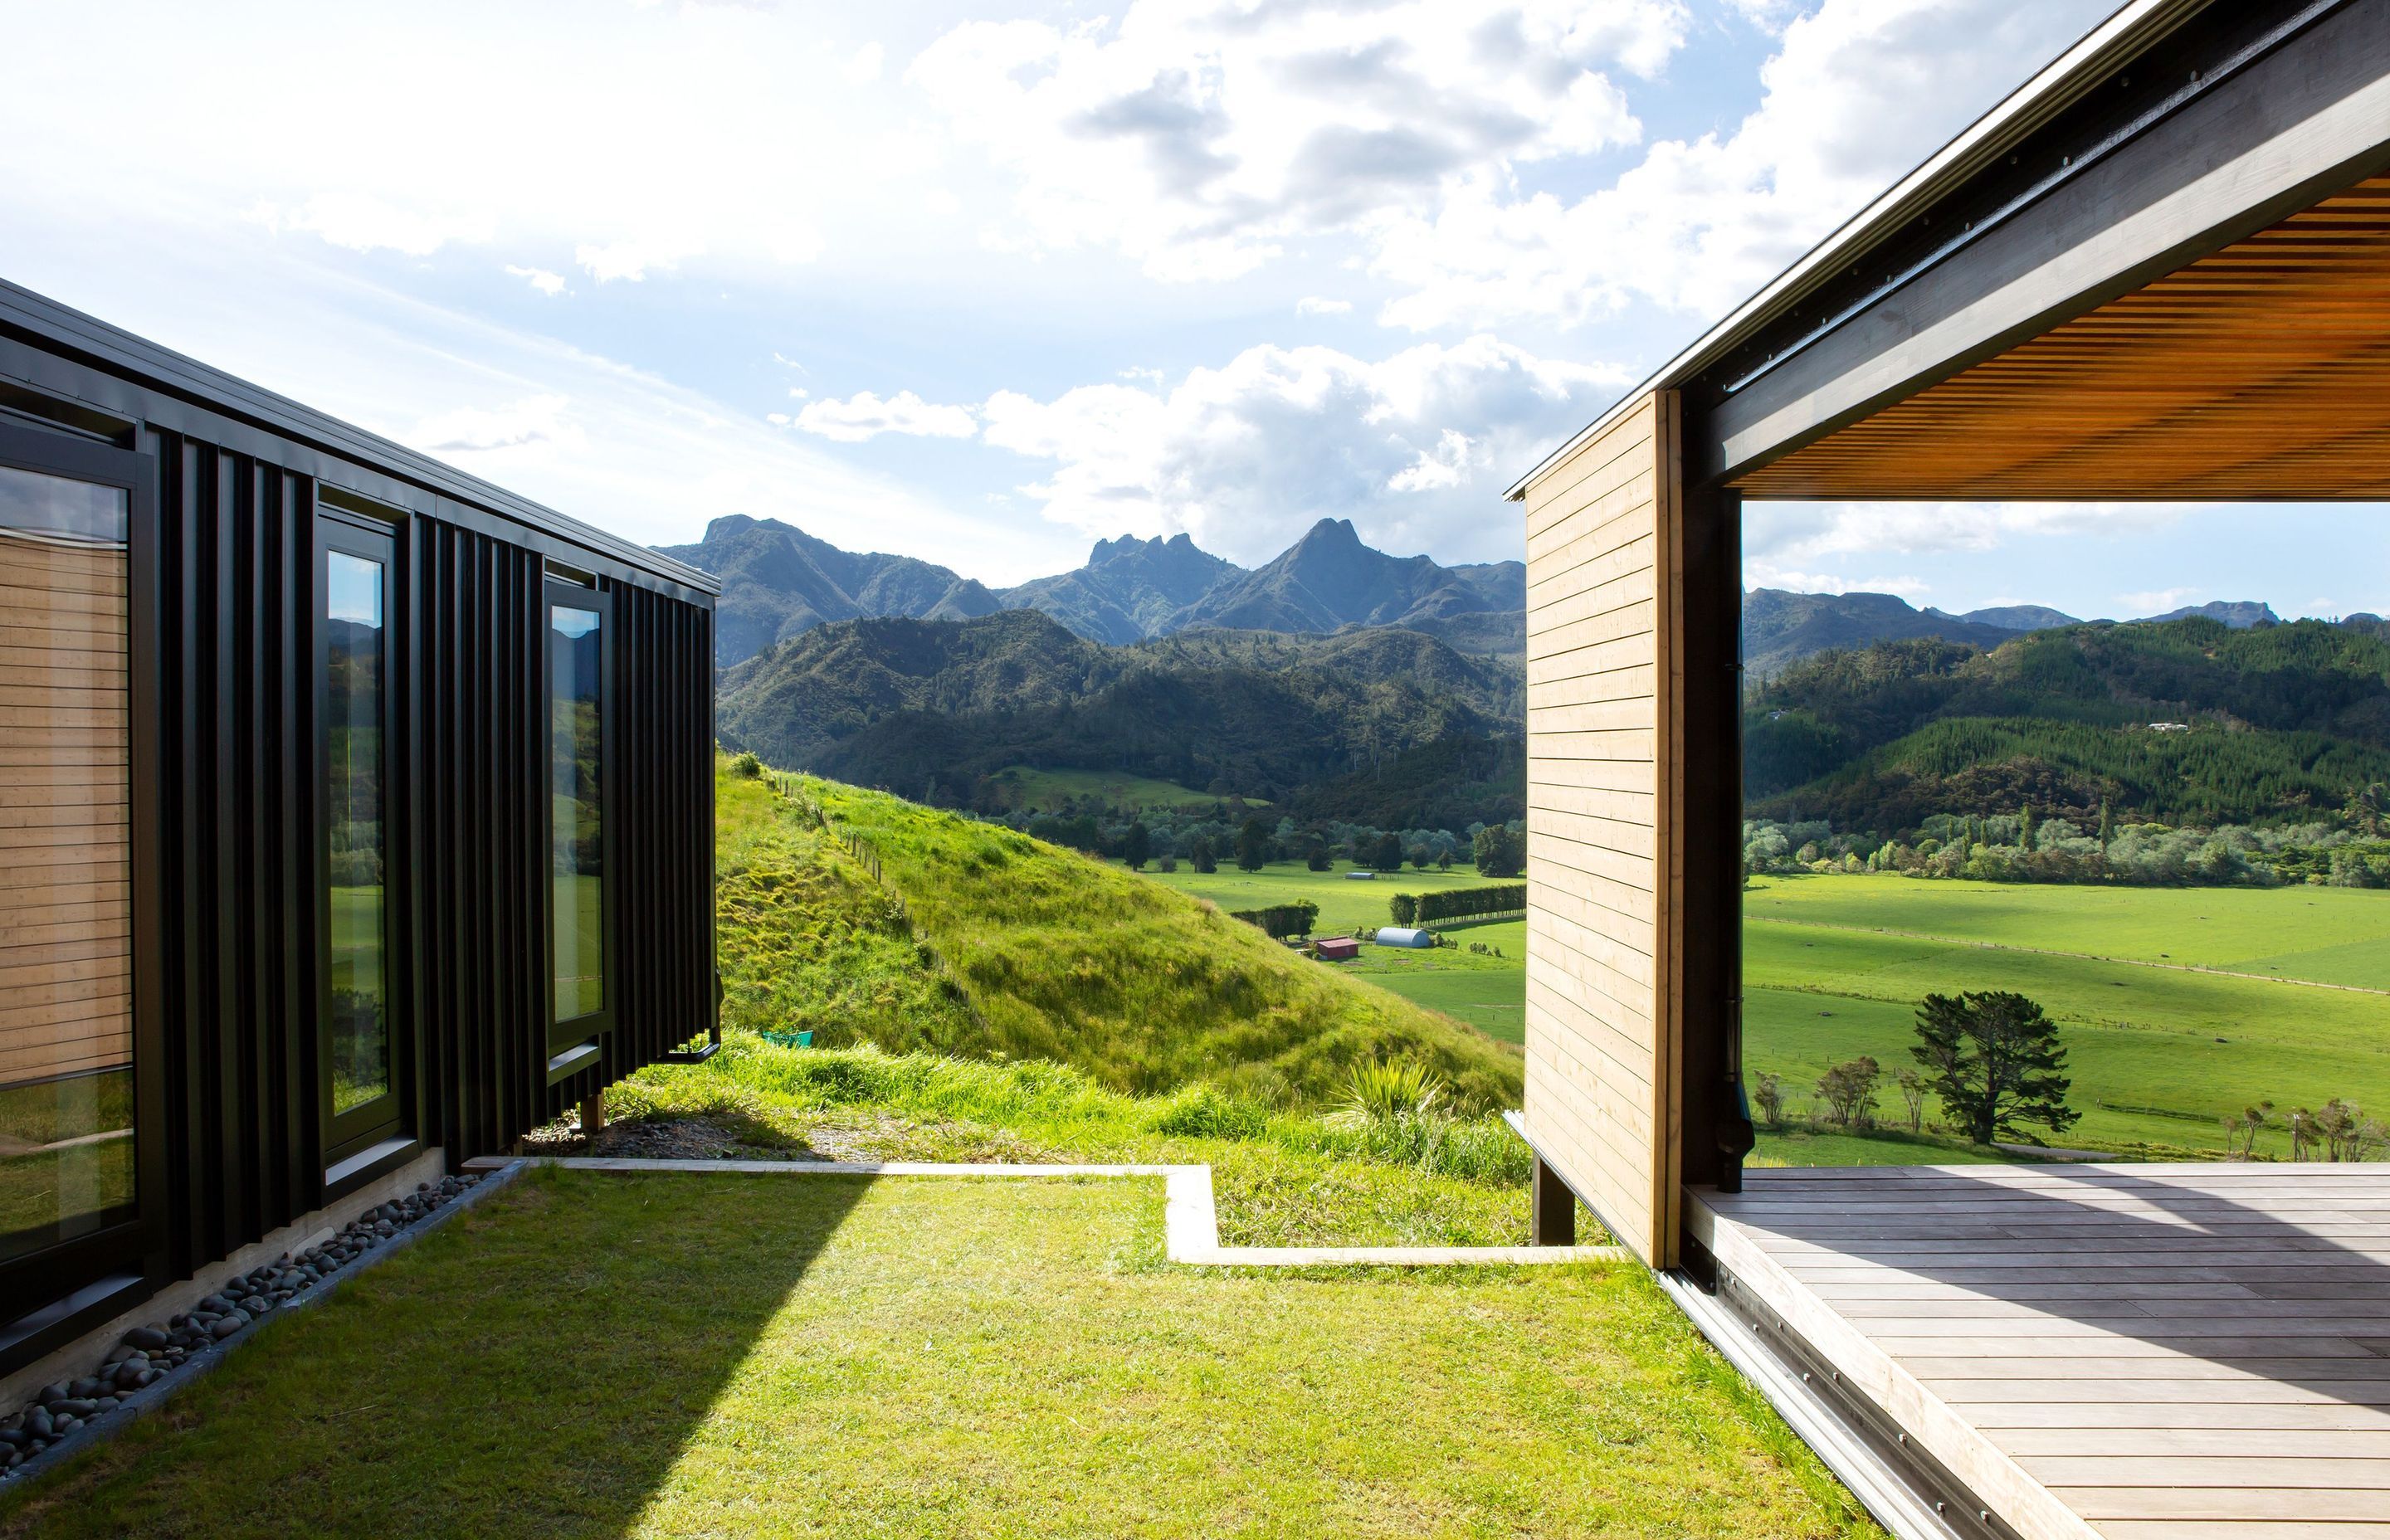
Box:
(465, 1155, 1626, 1267)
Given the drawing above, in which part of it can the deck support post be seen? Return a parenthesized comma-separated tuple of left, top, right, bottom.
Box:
(580, 1089, 606, 1138)
(1529, 1156, 1577, 1247)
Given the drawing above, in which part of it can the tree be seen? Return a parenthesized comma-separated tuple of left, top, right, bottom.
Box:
(1752, 1072, 1785, 1128)
(1895, 1069, 1927, 1134)
(1472, 823, 1524, 879)
(1367, 831, 1403, 872)
(1305, 838, 1332, 872)
(1121, 822, 1151, 871)
(2310, 1098, 2386, 1162)
(1234, 817, 1271, 873)
(1910, 991, 2078, 1146)
(1188, 836, 1217, 874)
(1407, 845, 1431, 870)
(1816, 1056, 1882, 1128)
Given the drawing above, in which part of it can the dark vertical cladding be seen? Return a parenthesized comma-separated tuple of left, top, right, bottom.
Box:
(607, 582, 716, 1077)
(147, 432, 323, 1277)
(0, 287, 717, 1352)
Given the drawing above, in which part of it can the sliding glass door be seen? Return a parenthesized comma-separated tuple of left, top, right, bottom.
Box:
(319, 514, 402, 1161)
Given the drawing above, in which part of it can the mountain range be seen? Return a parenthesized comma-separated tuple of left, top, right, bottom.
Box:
(657, 515, 1524, 665)
(1741, 588, 2285, 677)
(715, 607, 1525, 826)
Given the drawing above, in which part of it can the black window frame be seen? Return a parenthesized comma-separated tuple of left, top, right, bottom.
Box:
(315, 508, 411, 1167)
(0, 421, 168, 1349)
(544, 577, 617, 1068)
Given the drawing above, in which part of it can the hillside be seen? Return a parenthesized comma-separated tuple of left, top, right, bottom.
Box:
(665, 514, 1525, 664)
(715, 758, 1524, 1110)
(716, 608, 1524, 811)
(1748, 618, 2390, 830)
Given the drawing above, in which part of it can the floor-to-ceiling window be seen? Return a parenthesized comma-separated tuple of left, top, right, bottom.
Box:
(320, 514, 400, 1160)
(549, 584, 609, 1052)
(0, 437, 139, 1270)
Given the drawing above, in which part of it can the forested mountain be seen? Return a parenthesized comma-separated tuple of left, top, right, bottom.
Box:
(666, 514, 1524, 664)
(997, 533, 1241, 646)
(1744, 588, 2058, 676)
(715, 608, 1523, 813)
(1163, 518, 1525, 654)
(656, 514, 1002, 665)
(1746, 617, 2390, 831)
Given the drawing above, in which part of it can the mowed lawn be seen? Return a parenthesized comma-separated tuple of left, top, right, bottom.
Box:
(1141, 863, 1529, 1041)
(1746, 875, 2390, 1157)
(1, 1172, 1876, 1540)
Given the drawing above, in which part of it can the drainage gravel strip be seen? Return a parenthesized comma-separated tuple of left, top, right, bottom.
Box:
(0, 1160, 528, 1491)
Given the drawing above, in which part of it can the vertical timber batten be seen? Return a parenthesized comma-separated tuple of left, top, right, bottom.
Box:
(1522, 390, 1685, 1266)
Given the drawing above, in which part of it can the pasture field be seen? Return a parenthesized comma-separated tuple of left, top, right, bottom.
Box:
(987, 765, 1261, 813)
(1142, 859, 1503, 934)
(1745, 874, 2390, 1159)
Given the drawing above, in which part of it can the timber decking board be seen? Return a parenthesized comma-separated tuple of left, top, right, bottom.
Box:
(1694, 1165, 2390, 1539)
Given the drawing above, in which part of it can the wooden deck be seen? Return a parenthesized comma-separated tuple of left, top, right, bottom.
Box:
(1688, 1165, 2390, 1540)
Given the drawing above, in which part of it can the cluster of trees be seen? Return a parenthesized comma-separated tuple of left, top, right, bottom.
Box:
(1010, 802, 1529, 880)
(1753, 991, 2078, 1148)
(1388, 883, 1527, 927)
(1228, 901, 1319, 939)
(1743, 811, 2390, 889)
(2222, 1098, 2388, 1161)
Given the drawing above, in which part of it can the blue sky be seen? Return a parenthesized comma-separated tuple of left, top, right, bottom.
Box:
(5, 0, 2381, 619)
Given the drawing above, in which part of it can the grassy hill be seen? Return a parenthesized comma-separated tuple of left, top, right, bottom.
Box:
(716, 759, 1523, 1111)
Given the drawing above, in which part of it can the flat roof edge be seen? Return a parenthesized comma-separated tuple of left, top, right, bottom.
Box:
(0, 277, 720, 596)
(1505, 0, 2211, 502)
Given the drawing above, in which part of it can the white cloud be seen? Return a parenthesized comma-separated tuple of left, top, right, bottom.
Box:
(1368, 0, 2108, 329)
(1745, 499, 2192, 573)
(2119, 587, 2200, 614)
(845, 41, 885, 84)
(260, 193, 494, 257)
(1295, 295, 1353, 315)
(504, 264, 567, 296)
(793, 390, 979, 442)
(978, 334, 1625, 563)
(409, 393, 583, 457)
(1744, 563, 1929, 598)
(906, 1, 1681, 281)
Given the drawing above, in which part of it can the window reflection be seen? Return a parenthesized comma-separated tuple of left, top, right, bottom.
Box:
(552, 606, 603, 1021)
(325, 551, 389, 1115)
(0, 464, 136, 1261)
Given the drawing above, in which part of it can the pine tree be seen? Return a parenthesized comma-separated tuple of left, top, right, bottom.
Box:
(1911, 991, 2078, 1146)
(1121, 822, 1150, 871)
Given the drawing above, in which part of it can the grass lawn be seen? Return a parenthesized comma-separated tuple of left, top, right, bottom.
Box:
(1142, 859, 1504, 934)
(1745, 874, 2390, 1158)
(0, 1171, 1878, 1540)
(987, 764, 1261, 813)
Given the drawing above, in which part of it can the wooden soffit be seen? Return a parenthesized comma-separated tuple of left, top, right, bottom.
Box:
(1733, 176, 2390, 500)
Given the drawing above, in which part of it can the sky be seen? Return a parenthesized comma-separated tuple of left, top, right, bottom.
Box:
(3, 0, 2382, 621)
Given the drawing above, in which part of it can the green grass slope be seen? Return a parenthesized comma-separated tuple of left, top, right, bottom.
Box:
(767, 769, 1522, 1111)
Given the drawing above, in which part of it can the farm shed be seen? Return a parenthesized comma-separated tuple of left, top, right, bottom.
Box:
(0, 279, 719, 1377)
(1507, 2, 2390, 1535)
(1314, 938, 1360, 961)
(1374, 928, 1434, 949)
(1341, 870, 1376, 880)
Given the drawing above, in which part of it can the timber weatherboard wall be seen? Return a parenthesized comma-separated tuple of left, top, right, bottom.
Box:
(1522, 390, 1681, 1267)
(0, 279, 718, 1372)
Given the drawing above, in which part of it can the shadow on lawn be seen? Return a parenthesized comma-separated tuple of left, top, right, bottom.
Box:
(0, 1169, 874, 1540)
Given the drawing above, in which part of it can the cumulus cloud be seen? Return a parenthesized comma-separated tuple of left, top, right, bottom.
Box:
(1744, 563, 1930, 598)
(1746, 499, 2193, 573)
(978, 335, 1626, 562)
(793, 390, 979, 442)
(1369, 0, 2107, 329)
(1295, 295, 1353, 315)
(906, 1, 1681, 280)
(504, 264, 566, 296)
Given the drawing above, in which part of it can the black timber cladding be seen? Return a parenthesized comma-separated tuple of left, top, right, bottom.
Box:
(0, 280, 717, 1361)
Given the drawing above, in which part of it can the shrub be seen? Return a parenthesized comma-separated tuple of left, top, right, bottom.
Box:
(729, 751, 763, 779)
(1410, 883, 1525, 925)
(1228, 901, 1319, 939)
(1344, 1059, 1447, 1123)
(1152, 1083, 1274, 1140)
(1388, 893, 1419, 927)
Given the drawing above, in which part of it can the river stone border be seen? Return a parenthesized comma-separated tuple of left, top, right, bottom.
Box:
(0, 1160, 528, 1492)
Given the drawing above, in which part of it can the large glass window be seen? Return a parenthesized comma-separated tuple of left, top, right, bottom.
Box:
(324, 539, 393, 1137)
(552, 602, 604, 1025)
(0, 463, 135, 1263)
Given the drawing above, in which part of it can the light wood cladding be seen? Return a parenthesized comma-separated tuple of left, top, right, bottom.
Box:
(0, 533, 131, 1083)
(1522, 390, 1681, 1267)
(1738, 178, 2390, 500)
